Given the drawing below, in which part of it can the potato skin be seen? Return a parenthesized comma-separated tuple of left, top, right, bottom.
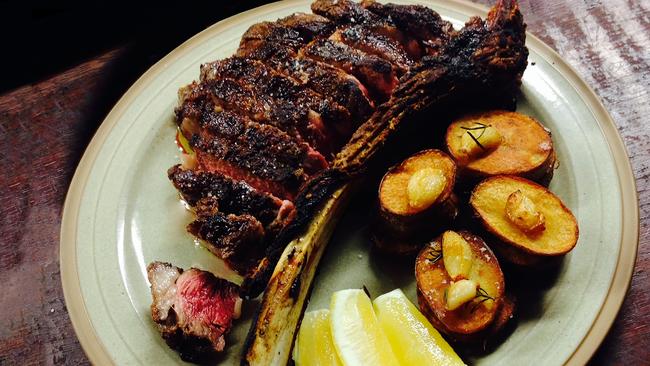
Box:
(469, 175, 579, 266)
(415, 231, 509, 341)
(416, 290, 515, 344)
(446, 111, 557, 186)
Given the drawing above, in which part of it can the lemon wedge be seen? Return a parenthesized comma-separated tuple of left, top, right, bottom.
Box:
(373, 289, 465, 366)
(293, 309, 342, 366)
(330, 289, 400, 366)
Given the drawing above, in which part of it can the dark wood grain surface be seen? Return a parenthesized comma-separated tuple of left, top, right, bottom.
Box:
(1, 0, 648, 364)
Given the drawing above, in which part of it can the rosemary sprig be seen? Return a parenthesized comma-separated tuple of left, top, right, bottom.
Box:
(466, 131, 485, 151)
(470, 286, 495, 313)
(461, 123, 491, 151)
(426, 247, 442, 263)
(459, 122, 488, 131)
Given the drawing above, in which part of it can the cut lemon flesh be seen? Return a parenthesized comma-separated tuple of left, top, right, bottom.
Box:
(293, 309, 342, 366)
(374, 289, 465, 366)
(330, 289, 400, 366)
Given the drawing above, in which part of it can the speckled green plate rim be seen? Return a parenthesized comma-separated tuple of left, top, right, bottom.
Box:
(60, 0, 639, 365)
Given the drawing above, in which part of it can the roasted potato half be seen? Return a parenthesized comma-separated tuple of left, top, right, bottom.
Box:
(470, 175, 579, 266)
(446, 111, 556, 185)
(415, 230, 510, 341)
(372, 149, 458, 255)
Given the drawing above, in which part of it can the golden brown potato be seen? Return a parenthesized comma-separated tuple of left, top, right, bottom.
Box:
(446, 111, 556, 185)
(470, 175, 579, 266)
(378, 149, 457, 231)
(415, 230, 510, 341)
(372, 149, 458, 255)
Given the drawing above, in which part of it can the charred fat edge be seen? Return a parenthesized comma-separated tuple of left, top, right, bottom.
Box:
(241, 183, 354, 366)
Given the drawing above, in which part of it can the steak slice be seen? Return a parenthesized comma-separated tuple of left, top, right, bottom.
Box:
(237, 36, 374, 122)
(313, 0, 423, 58)
(147, 262, 242, 362)
(176, 95, 327, 199)
(301, 38, 398, 101)
(168, 165, 296, 236)
(311, 0, 383, 25)
(281, 56, 375, 122)
(330, 25, 413, 72)
(191, 118, 317, 200)
(361, 0, 454, 56)
(239, 21, 305, 58)
(179, 78, 332, 157)
(188, 208, 266, 273)
(200, 57, 352, 142)
(238, 13, 335, 58)
(277, 12, 335, 40)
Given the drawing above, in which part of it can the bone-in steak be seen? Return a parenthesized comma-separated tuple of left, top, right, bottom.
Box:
(156, 0, 528, 358)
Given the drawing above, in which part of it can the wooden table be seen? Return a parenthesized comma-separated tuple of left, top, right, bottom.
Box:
(1, 0, 647, 364)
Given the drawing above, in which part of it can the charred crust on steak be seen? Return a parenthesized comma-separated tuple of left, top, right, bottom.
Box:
(301, 38, 398, 101)
(168, 165, 295, 233)
(240, 168, 347, 297)
(361, 0, 454, 55)
(278, 13, 336, 41)
(200, 57, 352, 142)
(188, 213, 266, 273)
(312, 0, 384, 26)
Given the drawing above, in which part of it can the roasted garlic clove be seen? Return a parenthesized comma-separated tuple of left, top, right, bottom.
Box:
(442, 231, 473, 281)
(505, 189, 546, 234)
(460, 124, 502, 159)
(407, 168, 447, 210)
(446, 279, 478, 311)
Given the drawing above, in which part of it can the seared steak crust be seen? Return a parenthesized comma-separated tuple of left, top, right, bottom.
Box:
(361, 0, 454, 56)
(188, 212, 266, 273)
(175, 93, 327, 199)
(278, 13, 335, 40)
(301, 38, 398, 101)
(331, 25, 413, 72)
(200, 57, 352, 144)
(191, 128, 307, 199)
(168, 165, 295, 230)
(237, 39, 374, 121)
(311, 0, 384, 25)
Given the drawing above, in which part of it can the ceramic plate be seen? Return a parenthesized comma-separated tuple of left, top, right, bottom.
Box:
(60, 0, 638, 364)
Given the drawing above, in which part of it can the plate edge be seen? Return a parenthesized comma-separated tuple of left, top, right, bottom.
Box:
(58, 1, 640, 365)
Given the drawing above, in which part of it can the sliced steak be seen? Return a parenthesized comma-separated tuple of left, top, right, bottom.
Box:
(168, 165, 296, 235)
(238, 21, 305, 62)
(330, 25, 413, 72)
(179, 79, 333, 157)
(313, 0, 423, 59)
(361, 0, 454, 56)
(188, 210, 266, 273)
(191, 135, 302, 202)
(147, 262, 242, 362)
(301, 38, 398, 101)
(281, 56, 375, 122)
(237, 38, 374, 122)
(176, 94, 327, 199)
(277, 12, 335, 40)
(311, 0, 383, 25)
(200, 57, 352, 141)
